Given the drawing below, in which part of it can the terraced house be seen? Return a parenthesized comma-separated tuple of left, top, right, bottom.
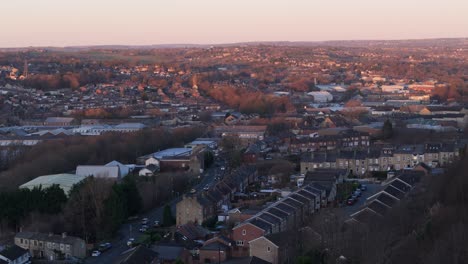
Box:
(301, 143, 462, 176)
(14, 232, 86, 261)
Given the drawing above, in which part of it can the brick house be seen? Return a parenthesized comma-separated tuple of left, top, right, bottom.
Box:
(199, 236, 234, 264)
(231, 222, 267, 257)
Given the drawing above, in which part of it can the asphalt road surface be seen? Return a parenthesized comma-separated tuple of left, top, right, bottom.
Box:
(343, 183, 383, 217)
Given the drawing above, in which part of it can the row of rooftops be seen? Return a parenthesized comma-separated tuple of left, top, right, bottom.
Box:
(190, 165, 257, 206)
(15, 231, 83, 245)
(349, 170, 423, 224)
(235, 184, 324, 234)
(301, 142, 461, 162)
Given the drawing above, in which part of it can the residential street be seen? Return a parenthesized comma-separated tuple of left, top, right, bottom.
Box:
(84, 158, 226, 264)
(343, 183, 383, 217)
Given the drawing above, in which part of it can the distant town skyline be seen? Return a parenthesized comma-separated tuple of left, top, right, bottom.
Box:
(1, 0, 467, 47)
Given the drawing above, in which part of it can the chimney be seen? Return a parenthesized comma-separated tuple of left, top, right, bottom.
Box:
(62, 232, 67, 239)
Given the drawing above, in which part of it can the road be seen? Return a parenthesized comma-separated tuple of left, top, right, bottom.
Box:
(85, 157, 226, 264)
(343, 183, 383, 217)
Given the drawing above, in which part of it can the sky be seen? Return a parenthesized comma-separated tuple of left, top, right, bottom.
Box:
(1, 0, 467, 47)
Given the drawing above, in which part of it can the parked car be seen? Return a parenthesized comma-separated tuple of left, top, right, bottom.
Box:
(139, 225, 148, 232)
(203, 185, 210, 191)
(91, 250, 101, 257)
(127, 238, 135, 247)
(98, 242, 112, 252)
(190, 189, 196, 194)
(360, 184, 367, 191)
(346, 198, 356, 205)
(142, 218, 149, 225)
(351, 194, 358, 200)
(153, 220, 160, 227)
(220, 166, 225, 171)
(354, 190, 362, 197)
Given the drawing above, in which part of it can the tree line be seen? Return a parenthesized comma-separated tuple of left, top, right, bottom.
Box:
(0, 127, 204, 190)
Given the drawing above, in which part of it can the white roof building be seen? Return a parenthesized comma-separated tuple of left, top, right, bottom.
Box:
(76, 165, 121, 179)
(105, 160, 133, 177)
(20, 173, 87, 196)
(307, 91, 333, 103)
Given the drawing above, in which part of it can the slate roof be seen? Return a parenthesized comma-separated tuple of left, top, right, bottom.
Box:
(297, 189, 318, 200)
(390, 179, 411, 193)
(282, 198, 303, 209)
(266, 207, 290, 218)
(275, 202, 296, 214)
(257, 213, 281, 226)
(352, 208, 379, 223)
(367, 201, 389, 216)
(290, 193, 310, 204)
(398, 172, 422, 186)
(0, 245, 29, 261)
(384, 185, 406, 199)
(249, 218, 272, 233)
(376, 193, 398, 207)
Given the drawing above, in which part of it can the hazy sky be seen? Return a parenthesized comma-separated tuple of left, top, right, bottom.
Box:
(1, 0, 467, 47)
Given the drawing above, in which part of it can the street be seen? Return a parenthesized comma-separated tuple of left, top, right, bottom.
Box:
(343, 183, 383, 217)
(85, 157, 226, 264)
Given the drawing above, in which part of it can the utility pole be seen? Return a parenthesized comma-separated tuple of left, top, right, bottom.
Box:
(218, 243, 221, 264)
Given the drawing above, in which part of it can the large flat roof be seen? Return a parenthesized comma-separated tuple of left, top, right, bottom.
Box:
(153, 148, 192, 159)
(20, 173, 86, 195)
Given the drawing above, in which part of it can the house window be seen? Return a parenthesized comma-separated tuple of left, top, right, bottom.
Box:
(267, 246, 271, 252)
(66, 245, 70, 251)
(242, 229, 246, 236)
(60, 244, 64, 250)
(39, 242, 43, 247)
(20, 239, 24, 244)
(236, 240, 244, 246)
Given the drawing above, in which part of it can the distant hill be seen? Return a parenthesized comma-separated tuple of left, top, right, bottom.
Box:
(1, 38, 467, 51)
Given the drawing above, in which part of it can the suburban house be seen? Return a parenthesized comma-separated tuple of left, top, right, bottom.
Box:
(176, 193, 216, 226)
(248, 232, 295, 264)
(19, 173, 87, 196)
(138, 164, 160, 176)
(14, 232, 86, 261)
(230, 185, 319, 257)
(199, 236, 234, 264)
(0, 245, 31, 264)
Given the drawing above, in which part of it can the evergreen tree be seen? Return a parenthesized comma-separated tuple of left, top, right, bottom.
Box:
(382, 119, 393, 139)
(163, 204, 175, 227)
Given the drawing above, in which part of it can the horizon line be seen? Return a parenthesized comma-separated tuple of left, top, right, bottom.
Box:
(1, 37, 467, 50)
